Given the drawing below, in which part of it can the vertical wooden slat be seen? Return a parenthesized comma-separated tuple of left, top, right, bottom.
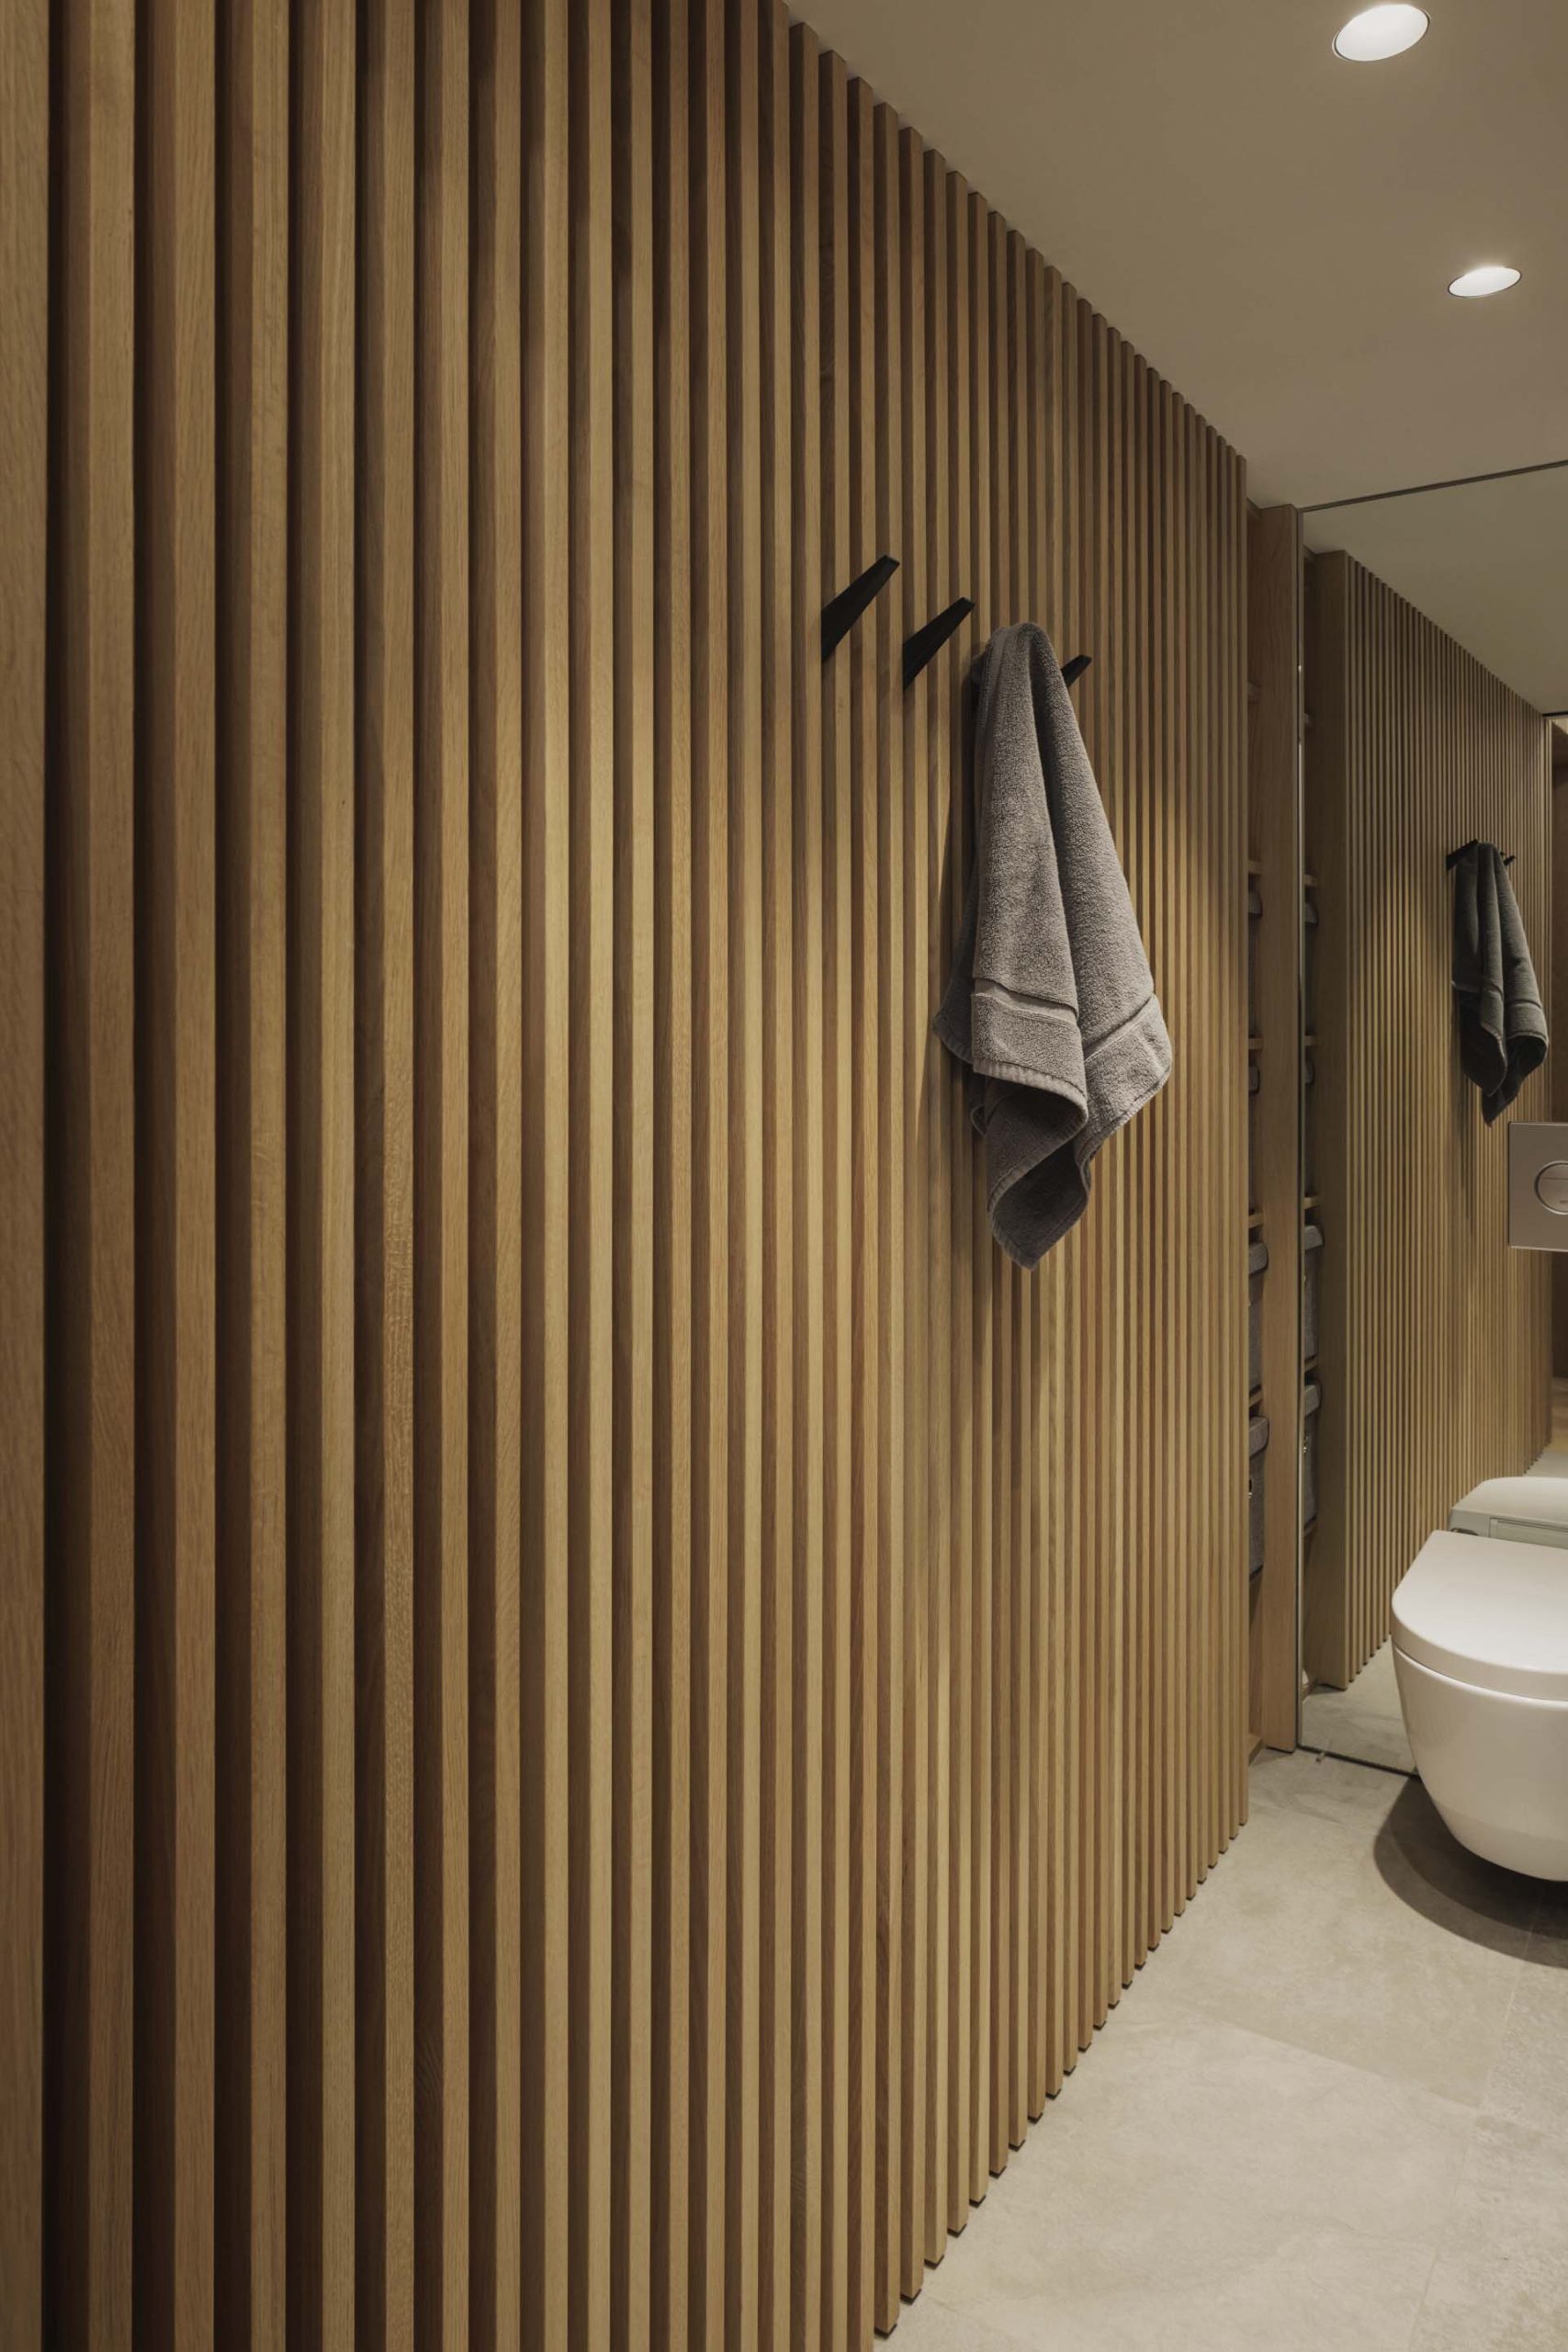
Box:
(758, 12, 795, 2343)
(355, 0, 415, 2337)
(818, 46, 852, 2351)
(521, 0, 571, 2335)
(942, 161, 974, 2238)
(650, 3, 693, 2344)
(1010, 233, 1034, 2154)
(567, 0, 615, 2340)
(2, 0, 49, 2324)
(1247, 505, 1303, 1756)
(135, 0, 218, 2330)
(844, 73, 880, 2352)
(985, 208, 1011, 2184)
(689, 0, 729, 2337)
(964, 182, 993, 2208)
(468, 0, 523, 2326)
(413, 0, 469, 2328)
(873, 95, 907, 2340)
(288, 0, 357, 2331)
(613, 3, 657, 2345)
(215, 0, 288, 2326)
(919, 145, 953, 2259)
(43, 0, 138, 2334)
(725, 10, 764, 2345)
(787, 28, 824, 2344)
(899, 119, 938, 2294)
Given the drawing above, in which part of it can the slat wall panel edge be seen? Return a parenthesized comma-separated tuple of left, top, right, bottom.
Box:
(1247, 504, 1303, 1754)
(1307, 548, 1552, 1692)
(2, 0, 48, 2324)
(16, 1, 1248, 2345)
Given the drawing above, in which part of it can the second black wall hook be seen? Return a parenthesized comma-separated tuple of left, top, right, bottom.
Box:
(821, 554, 898, 661)
(1062, 652, 1092, 687)
(903, 596, 974, 688)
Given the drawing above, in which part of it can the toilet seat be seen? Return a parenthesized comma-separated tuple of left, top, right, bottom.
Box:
(1392, 1530, 1568, 1702)
(1449, 1475, 1568, 1549)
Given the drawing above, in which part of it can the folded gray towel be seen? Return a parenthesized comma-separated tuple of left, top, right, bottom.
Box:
(1451, 842, 1547, 1125)
(934, 623, 1171, 1268)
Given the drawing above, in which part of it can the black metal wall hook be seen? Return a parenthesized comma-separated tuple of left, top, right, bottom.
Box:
(1062, 652, 1092, 687)
(821, 554, 898, 660)
(1447, 838, 1514, 870)
(903, 596, 974, 688)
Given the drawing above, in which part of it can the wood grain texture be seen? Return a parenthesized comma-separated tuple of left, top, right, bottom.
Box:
(1305, 550, 1552, 1690)
(469, 0, 523, 2331)
(17, 4, 1250, 2345)
(216, 0, 288, 2330)
(355, 0, 416, 2340)
(1246, 504, 1303, 1754)
(520, 0, 571, 2341)
(612, 3, 657, 2346)
(413, 0, 470, 2330)
(42, 0, 138, 2335)
(288, 0, 356, 2334)
(2, 0, 48, 2324)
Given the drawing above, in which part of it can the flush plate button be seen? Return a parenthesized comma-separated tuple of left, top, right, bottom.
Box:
(1509, 1125, 1568, 1250)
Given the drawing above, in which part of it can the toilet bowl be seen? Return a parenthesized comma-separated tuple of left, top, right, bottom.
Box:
(1392, 1530, 1568, 1881)
(1449, 1474, 1568, 1549)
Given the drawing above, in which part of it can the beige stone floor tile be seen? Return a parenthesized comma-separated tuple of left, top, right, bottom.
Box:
(1481, 1908, 1568, 2136)
(892, 1745, 1565, 2348)
(1139, 1753, 1535, 2104)
(890, 2294, 1026, 2351)
(905, 1987, 1467, 2352)
(1410, 2115, 1568, 2350)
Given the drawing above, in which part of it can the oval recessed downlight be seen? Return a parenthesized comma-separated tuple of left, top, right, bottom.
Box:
(1333, 6, 1429, 62)
(1449, 264, 1522, 299)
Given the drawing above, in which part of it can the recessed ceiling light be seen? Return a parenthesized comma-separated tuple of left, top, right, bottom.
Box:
(1333, 6, 1430, 62)
(1449, 265, 1522, 299)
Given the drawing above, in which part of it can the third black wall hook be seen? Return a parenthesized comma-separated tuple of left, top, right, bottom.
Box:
(821, 554, 898, 661)
(903, 596, 974, 688)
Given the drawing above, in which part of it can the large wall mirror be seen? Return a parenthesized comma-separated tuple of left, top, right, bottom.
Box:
(1294, 465, 1566, 1772)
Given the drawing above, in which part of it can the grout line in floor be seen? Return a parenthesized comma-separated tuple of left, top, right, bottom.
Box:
(1303, 1742, 1416, 1781)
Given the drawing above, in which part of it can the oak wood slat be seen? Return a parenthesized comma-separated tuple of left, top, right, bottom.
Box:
(2, 0, 49, 2325)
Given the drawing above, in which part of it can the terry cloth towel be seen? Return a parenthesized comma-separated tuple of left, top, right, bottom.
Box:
(934, 622, 1171, 1269)
(1452, 841, 1548, 1124)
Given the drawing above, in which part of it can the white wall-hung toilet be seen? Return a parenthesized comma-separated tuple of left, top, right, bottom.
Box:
(1392, 1530, 1568, 1881)
(1449, 1475, 1568, 1549)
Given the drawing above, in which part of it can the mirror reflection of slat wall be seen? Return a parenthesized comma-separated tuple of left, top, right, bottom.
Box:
(1304, 549, 1553, 1692)
(5, 0, 1256, 2342)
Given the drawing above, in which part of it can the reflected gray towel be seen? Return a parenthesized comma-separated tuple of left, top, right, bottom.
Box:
(1451, 842, 1547, 1125)
(934, 623, 1171, 1268)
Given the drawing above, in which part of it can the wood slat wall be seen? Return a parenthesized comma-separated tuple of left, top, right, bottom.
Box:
(5, 0, 1249, 2342)
(1306, 549, 1553, 1691)
(1246, 504, 1303, 1754)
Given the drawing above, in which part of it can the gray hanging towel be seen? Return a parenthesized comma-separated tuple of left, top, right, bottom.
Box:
(934, 622, 1171, 1269)
(1451, 842, 1547, 1124)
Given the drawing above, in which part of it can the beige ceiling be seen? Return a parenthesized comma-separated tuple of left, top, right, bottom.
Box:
(797, 0, 1568, 516)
